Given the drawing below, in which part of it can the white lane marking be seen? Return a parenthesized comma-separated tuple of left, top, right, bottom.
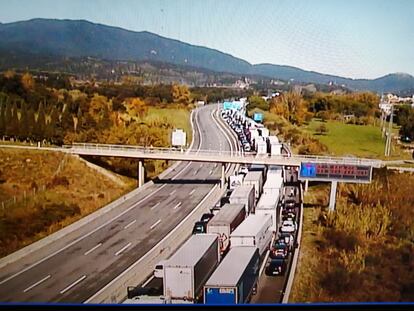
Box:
(199, 164, 203, 168)
(209, 170, 213, 175)
(142, 275, 155, 288)
(84, 243, 102, 256)
(170, 190, 176, 195)
(189, 189, 195, 195)
(214, 163, 217, 168)
(0, 105, 206, 286)
(173, 202, 182, 210)
(115, 242, 132, 256)
(0, 183, 169, 286)
(60, 275, 87, 294)
(150, 219, 162, 230)
(124, 220, 137, 230)
(23, 275, 51, 293)
(150, 202, 160, 210)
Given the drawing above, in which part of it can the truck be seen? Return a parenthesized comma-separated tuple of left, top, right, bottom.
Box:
(256, 139, 268, 155)
(230, 214, 273, 257)
(257, 127, 269, 138)
(163, 234, 220, 303)
(242, 171, 263, 202)
(229, 184, 255, 214)
(171, 129, 186, 147)
(207, 203, 246, 255)
(249, 164, 268, 182)
(263, 167, 283, 195)
(228, 174, 244, 190)
(203, 247, 260, 304)
(255, 192, 280, 232)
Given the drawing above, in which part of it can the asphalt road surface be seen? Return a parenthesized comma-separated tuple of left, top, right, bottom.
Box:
(0, 104, 238, 303)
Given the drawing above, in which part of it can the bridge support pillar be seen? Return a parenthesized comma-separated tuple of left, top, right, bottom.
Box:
(221, 163, 226, 189)
(138, 160, 144, 188)
(329, 181, 338, 211)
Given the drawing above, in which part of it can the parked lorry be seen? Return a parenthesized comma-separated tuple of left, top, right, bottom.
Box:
(249, 164, 268, 182)
(263, 167, 283, 195)
(203, 246, 260, 304)
(207, 203, 246, 255)
(228, 174, 244, 190)
(230, 214, 273, 257)
(242, 171, 263, 202)
(229, 185, 256, 214)
(163, 234, 220, 303)
(256, 139, 268, 155)
(255, 192, 280, 232)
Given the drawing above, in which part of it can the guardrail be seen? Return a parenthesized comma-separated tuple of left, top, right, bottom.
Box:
(62, 143, 383, 168)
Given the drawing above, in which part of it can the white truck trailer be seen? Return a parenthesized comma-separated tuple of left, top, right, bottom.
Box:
(228, 174, 244, 190)
(255, 192, 280, 233)
(207, 203, 246, 255)
(229, 185, 256, 214)
(242, 171, 263, 202)
(163, 234, 220, 303)
(230, 214, 273, 257)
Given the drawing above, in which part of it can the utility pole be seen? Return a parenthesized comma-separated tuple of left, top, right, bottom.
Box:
(385, 104, 394, 157)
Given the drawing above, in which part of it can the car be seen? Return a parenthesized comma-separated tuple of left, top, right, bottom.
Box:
(282, 211, 296, 222)
(284, 200, 296, 210)
(192, 221, 207, 234)
(154, 260, 167, 278)
(200, 213, 215, 223)
(280, 220, 297, 233)
(239, 166, 249, 175)
(265, 258, 287, 276)
(278, 233, 294, 250)
(270, 242, 288, 259)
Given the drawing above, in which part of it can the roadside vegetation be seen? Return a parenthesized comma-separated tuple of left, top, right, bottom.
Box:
(247, 90, 412, 159)
(0, 148, 136, 257)
(291, 169, 414, 302)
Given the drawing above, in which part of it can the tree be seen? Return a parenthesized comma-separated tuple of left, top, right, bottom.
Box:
(18, 101, 29, 140)
(172, 84, 191, 105)
(34, 102, 46, 141)
(21, 72, 35, 90)
(6, 101, 19, 139)
(248, 95, 269, 112)
(0, 103, 5, 138)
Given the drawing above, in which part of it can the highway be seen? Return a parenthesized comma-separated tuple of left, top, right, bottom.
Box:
(0, 104, 238, 303)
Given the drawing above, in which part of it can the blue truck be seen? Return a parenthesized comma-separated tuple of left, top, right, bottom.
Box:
(203, 246, 260, 304)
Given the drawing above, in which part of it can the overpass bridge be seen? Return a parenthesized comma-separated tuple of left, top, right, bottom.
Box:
(61, 143, 383, 191)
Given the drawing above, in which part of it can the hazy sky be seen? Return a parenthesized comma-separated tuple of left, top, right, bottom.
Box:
(1, 0, 413, 79)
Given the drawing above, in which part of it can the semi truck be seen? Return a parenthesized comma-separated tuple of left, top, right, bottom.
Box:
(228, 174, 244, 190)
(229, 184, 256, 214)
(230, 214, 273, 257)
(163, 234, 220, 303)
(242, 171, 263, 202)
(203, 246, 260, 304)
(207, 203, 246, 255)
(255, 192, 280, 232)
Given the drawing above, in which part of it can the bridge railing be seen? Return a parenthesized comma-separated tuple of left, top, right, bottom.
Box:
(63, 143, 382, 167)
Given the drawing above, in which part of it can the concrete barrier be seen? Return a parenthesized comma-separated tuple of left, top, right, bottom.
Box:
(282, 182, 304, 303)
(0, 181, 155, 270)
(85, 184, 226, 303)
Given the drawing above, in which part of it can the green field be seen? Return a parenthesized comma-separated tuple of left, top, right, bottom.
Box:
(146, 107, 192, 146)
(303, 119, 403, 159)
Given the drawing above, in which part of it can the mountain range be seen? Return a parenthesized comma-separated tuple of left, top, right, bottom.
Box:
(0, 18, 413, 94)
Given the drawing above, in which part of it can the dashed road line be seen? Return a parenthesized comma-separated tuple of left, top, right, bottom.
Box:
(150, 202, 160, 210)
(150, 219, 162, 230)
(170, 190, 176, 195)
(124, 220, 136, 230)
(60, 275, 87, 294)
(173, 202, 182, 210)
(23, 275, 51, 293)
(189, 189, 196, 195)
(115, 242, 132, 256)
(84, 243, 102, 256)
